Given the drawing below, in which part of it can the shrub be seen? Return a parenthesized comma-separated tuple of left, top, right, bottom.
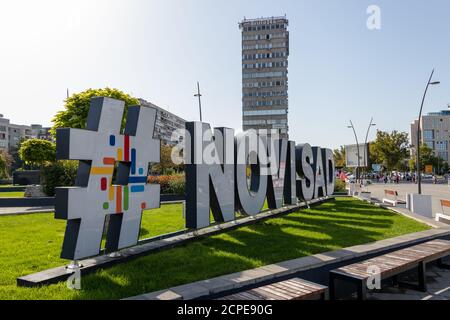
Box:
(18, 139, 56, 168)
(148, 174, 185, 195)
(0, 151, 12, 179)
(334, 179, 347, 193)
(168, 176, 185, 195)
(41, 161, 78, 196)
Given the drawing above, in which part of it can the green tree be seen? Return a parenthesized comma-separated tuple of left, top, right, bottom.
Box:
(409, 144, 449, 174)
(51, 88, 139, 135)
(0, 150, 12, 179)
(18, 139, 56, 168)
(370, 130, 409, 171)
(368, 143, 382, 167)
(333, 146, 346, 168)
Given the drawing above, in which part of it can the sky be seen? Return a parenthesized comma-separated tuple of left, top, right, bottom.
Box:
(0, 0, 449, 149)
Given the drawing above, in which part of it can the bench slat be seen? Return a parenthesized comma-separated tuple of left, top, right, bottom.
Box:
(332, 239, 450, 280)
(441, 200, 450, 208)
(284, 279, 323, 291)
(253, 287, 293, 300)
(273, 282, 312, 294)
(219, 278, 327, 300)
(271, 283, 310, 296)
(275, 282, 323, 298)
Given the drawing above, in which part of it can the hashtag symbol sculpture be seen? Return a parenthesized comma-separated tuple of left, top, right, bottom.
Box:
(55, 97, 160, 260)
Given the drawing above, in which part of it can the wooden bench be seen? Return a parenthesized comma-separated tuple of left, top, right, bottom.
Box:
(382, 189, 404, 206)
(329, 239, 450, 300)
(436, 199, 450, 225)
(219, 278, 328, 300)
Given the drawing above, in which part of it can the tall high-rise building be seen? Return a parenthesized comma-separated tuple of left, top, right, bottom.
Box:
(411, 105, 450, 164)
(239, 16, 289, 138)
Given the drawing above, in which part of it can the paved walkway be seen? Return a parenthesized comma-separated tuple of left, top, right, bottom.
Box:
(364, 182, 450, 215)
(0, 206, 53, 216)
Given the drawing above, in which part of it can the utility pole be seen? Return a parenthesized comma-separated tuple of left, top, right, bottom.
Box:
(194, 82, 203, 122)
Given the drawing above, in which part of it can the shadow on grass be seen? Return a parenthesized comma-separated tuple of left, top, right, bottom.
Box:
(139, 227, 150, 238)
(61, 198, 421, 300)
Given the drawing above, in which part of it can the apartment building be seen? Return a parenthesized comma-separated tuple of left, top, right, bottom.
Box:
(411, 105, 450, 163)
(138, 99, 186, 145)
(0, 114, 51, 153)
(239, 16, 289, 138)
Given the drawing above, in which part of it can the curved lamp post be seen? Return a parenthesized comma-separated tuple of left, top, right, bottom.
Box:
(416, 69, 440, 194)
(348, 120, 361, 181)
(363, 118, 376, 176)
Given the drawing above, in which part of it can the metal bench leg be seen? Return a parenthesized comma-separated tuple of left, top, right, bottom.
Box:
(418, 261, 427, 292)
(357, 280, 367, 300)
(392, 275, 399, 287)
(329, 274, 336, 300)
(437, 258, 450, 270)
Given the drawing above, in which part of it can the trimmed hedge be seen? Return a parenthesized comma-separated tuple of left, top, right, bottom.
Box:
(148, 174, 185, 196)
(334, 179, 346, 192)
(41, 161, 78, 196)
(41, 163, 185, 197)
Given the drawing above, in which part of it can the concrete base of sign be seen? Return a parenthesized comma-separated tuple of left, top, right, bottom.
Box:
(347, 183, 355, 196)
(24, 185, 47, 198)
(406, 193, 433, 219)
(436, 213, 450, 225)
(359, 191, 371, 200)
(17, 197, 333, 287)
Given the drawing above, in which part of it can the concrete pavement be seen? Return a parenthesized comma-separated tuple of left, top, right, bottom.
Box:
(364, 182, 450, 216)
(0, 206, 53, 216)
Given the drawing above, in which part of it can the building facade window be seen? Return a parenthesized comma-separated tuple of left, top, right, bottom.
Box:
(243, 109, 287, 116)
(438, 152, 448, 160)
(436, 141, 448, 150)
(423, 130, 434, 140)
(242, 71, 286, 79)
(425, 141, 434, 149)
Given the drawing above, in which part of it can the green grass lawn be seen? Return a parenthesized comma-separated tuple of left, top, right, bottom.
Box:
(0, 198, 429, 300)
(0, 192, 24, 198)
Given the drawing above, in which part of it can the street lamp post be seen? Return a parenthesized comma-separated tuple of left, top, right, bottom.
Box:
(416, 69, 440, 194)
(194, 82, 203, 122)
(363, 117, 376, 178)
(348, 120, 361, 181)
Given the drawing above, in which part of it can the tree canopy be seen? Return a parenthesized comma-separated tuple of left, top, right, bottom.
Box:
(370, 130, 409, 171)
(333, 146, 346, 168)
(51, 88, 139, 135)
(18, 139, 56, 168)
(409, 144, 449, 174)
